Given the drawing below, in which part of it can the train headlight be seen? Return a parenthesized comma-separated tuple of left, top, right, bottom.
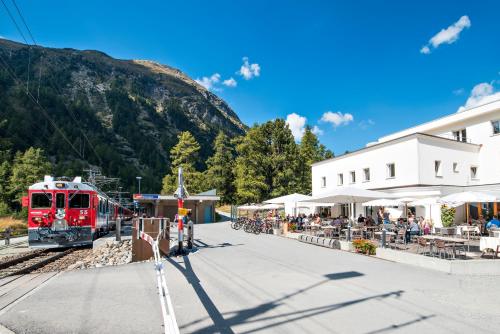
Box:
(32, 217, 42, 223)
(79, 215, 86, 220)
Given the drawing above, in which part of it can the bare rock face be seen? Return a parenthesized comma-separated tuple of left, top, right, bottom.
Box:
(0, 38, 247, 191)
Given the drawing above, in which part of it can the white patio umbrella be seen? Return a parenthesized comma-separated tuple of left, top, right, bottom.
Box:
(304, 187, 390, 219)
(362, 199, 402, 207)
(259, 203, 284, 210)
(439, 191, 498, 205)
(237, 204, 262, 210)
(305, 187, 390, 204)
(439, 191, 499, 223)
(409, 197, 441, 220)
(264, 193, 312, 216)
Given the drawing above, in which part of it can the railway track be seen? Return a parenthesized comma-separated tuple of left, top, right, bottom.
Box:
(0, 249, 75, 279)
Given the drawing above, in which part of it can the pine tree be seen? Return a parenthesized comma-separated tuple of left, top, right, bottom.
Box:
(205, 132, 236, 204)
(161, 131, 207, 195)
(8, 147, 51, 207)
(234, 125, 269, 203)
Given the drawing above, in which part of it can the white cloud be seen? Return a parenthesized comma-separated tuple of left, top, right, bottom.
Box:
(420, 46, 430, 54)
(420, 15, 471, 54)
(458, 82, 500, 112)
(238, 57, 260, 80)
(320, 111, 354, 127)
(453, 88, 465, 96)
(222, 77, 237, 87)
(195, 73, 221, 91)
(286, 113, 307, 141)
(358, 119, 375, 130)
(312, 125, 323, 136)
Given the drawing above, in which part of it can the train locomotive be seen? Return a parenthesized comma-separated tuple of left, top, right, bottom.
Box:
(24, 175, 131, 248)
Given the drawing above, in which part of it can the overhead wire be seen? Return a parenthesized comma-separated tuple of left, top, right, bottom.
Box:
(0, 0, 104, 165)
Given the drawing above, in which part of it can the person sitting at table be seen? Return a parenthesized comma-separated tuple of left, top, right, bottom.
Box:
(383, 210, 390, 224)
(478, 215, 487, 234)
(314, 215, 321, 225)
(333, 217, 342, 226)
(365, 215, 375, 226)
(422, 220, 432, 235)
(486, 214, 500, 230)
(357, 214, 365, 223)
(405, 219, 420, 242)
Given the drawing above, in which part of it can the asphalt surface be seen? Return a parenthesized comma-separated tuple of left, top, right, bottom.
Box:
(0, 222, 499, 333)
(165, 222, 500, 334)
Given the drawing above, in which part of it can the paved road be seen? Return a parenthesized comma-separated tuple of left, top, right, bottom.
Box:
(0, 222, 498, 334)
(166, 222, 500, 334)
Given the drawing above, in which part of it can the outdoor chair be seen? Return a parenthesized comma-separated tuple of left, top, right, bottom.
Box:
(391, 229, 407, 250)
(434, 239, 452, 259)
(416, 237, 431, 256)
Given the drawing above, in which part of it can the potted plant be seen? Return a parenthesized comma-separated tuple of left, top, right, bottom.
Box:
(352, 239, 377, 255)
(440, 205, 457, 235)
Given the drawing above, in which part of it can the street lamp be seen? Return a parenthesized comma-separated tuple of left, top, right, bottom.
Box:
(136, 176, 142, 194)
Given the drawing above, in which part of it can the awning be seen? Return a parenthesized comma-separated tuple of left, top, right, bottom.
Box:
(259, 203, 284, 210)
(305, 187, 390, 204)
(237, 204, 261, 210)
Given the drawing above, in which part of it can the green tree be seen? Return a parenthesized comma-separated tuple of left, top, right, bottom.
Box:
(205, 132, 236, 204)
(162, 131, 207, 195)
(9, 147, 51, 207)
(0, 160, 12, 215)
(234, 125, 269, 203)
(296, 126, 320, 193)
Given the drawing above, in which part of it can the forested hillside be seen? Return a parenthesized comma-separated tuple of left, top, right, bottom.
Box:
(0, 38, 246, 197)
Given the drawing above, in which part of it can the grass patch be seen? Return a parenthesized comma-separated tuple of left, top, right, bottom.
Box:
(0, 217, 28, 237)
(216, 205, 231, 214)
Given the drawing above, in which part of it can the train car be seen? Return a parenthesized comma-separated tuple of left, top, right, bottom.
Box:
(25, 175, 131, 248)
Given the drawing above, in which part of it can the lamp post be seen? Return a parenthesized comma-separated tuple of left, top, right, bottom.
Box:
(136, 176, 142, 194)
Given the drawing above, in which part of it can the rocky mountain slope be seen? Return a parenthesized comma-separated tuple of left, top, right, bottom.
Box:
(0, 38, 246, 192)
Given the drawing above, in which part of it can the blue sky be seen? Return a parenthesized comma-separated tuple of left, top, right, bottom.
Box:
(1, 0, 499, 154)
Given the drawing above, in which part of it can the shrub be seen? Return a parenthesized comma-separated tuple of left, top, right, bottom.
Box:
(288, 223, 297, 232)
(352, 239, 377, 255)
(440, 205, 456, 227)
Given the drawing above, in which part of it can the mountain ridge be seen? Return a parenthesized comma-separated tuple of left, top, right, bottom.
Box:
(0, 38, 246, 192)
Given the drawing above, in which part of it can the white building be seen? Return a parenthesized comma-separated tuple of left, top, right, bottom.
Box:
(311, 100, 500, 226)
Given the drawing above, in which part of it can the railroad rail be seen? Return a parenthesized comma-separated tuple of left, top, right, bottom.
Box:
(0, 249, 75, 279)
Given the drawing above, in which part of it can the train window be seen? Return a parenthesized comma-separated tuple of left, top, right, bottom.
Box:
(56, 193, 65, 209)
(69, 194, 90, 208)
(31, 193, 52, 208)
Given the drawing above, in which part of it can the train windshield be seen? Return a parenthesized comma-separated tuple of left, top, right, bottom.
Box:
(69, 193, 90, 208)
(56, 193, 65, 209)
(31, 193, 52, 209)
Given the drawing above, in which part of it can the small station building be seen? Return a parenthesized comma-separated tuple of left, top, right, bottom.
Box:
(133, 190, 220, 224)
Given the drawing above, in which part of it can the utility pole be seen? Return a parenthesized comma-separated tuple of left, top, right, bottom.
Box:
(175, 167, 188, 255)
(116, 186, 122, 242)
(136, 176, 142, 194)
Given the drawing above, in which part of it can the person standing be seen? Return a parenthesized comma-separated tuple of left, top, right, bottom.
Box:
(4, 227, 11, 246)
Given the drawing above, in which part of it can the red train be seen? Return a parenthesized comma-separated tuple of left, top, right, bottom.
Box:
(24, 176, 132, 248)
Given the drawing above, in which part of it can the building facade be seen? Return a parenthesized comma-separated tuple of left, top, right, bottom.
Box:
(311, 100, 500, 225)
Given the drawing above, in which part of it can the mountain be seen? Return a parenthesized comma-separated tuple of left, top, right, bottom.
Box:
(0, 38, 246, 192)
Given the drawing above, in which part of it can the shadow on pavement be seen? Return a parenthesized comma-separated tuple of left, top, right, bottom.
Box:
(364, 314, 436, 334)
(166, 260, 411, 334)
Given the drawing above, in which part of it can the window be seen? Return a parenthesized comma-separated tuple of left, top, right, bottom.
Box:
(321, 176, 326, 188)
(452, 129, 467, 142)
(31, 193, 52, 209)
(70, 193, 90, 208)
(453, 162, 459, 173)
(434, 160, 442, 177)
(386, 163, 396, 178)
(337, 173, 344, 186)
(350, 171, 356, 183)
(470, 166, 478, 180)
(56, 193, 65, 209)
(492, 120, 500, 135)
(363, 168, 370, 182)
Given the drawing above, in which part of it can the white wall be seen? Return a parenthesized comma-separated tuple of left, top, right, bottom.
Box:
(312, 138, 420, 196)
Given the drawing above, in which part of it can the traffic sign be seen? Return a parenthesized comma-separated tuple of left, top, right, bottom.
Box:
(178, 208, 189, 216)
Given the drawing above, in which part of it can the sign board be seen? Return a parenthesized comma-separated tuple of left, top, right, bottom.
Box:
(22, 196, 29, 207)
(178, 208, 189, 216)
(133, 194, 159, 200)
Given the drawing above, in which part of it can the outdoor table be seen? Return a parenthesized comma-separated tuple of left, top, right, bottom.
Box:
(456, 225, 480, 239)
(492, 231, 500, 238)
(422, 235, 468, 258)
(374, 231, 395, 247)
(480, 237, 500, 257)
(341, 227, 362, 240)
(321, 226, 335, 238)
(364, 226, 379, 239)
